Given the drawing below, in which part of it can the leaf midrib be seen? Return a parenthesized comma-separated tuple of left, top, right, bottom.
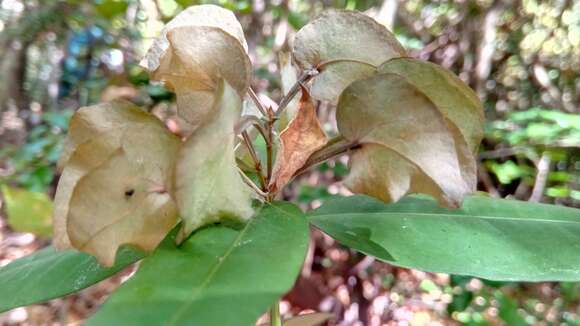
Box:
(166, 203, 302, 324)
(309, 212, 580, 225)
(166, 207, 260, 325)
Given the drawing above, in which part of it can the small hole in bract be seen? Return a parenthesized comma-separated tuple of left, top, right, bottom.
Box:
(124, 189, 135, 197)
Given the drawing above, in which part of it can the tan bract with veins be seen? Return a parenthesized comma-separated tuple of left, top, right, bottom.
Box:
(293, 10, 407, 103)
(337, 73, 475, 207)
(141, 4, 248, 71)
(378, 58, 484, 152)
(143, 5, 251, 131)
(53, 101, 180, 265)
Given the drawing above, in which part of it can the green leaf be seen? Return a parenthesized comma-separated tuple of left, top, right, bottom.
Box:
(95, 0, 128, 19)
(496, 292, 527, 326)
(309, 195, 580, 281)
(1, 185, 53, 238)
(0, 246, 144, 313)
(88, 202, 309, 325)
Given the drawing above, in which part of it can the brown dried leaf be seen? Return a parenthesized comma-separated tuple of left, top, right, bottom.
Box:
(54, 101, 172, 249)
(65, 123, 180, 266)
(53, 138, 120, 249)
(141, 4, 247, 72)
(378, 58, 484, 152)
(293, 10, 406, 103)
(270, 89, 327, 192)
(57, 101, 153, 171)
(337, 73, 476, 207)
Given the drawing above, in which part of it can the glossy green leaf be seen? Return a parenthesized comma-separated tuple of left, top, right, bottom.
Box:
(309, 195, 580, 281)
(0, 246, 144, 313)
(88, 202, 309, 325)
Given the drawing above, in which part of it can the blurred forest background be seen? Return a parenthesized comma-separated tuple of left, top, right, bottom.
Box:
(0, 0, 578, 325)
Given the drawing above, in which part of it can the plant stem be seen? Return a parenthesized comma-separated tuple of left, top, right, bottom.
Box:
(317, 58, 378, 70)
(294, 135, 359, 177)
(265, 108, 275, 189)
(242, 130, 267, 191)
(275, 70, 318, 119)
(274, 58, 375, 120)
(269, 300, 282, 326)
(248, 87, 268, 117)
(238, 168, 268, 198)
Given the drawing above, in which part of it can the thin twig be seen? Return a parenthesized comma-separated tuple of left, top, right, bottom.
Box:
(252, 122, 268, 141)
(242, 130, 267, 191)
(238, 168, 268, 198)
(275, 70, 317, 119)
(265, 109, 275, 187)
(293, 135, 359, 177)
(317, 58, 378, 70)
(275, 58, 378, 119)
(248, 87, 268, 117)
(529, 152, 551, 202)
(477, 162, 500, 197)
(235, 114, 262, 135)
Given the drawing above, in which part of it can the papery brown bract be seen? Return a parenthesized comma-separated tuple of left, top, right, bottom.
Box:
(53, 102, 180, 265)
(378, 58, 484, 153)
(53, 138, 121, 249)
(270, 89, 327, 193)
(143, 5, 251, 131)
(293, 10, 406, 103)
(57, 101, 153, 172)
(337, 73, 476, 207)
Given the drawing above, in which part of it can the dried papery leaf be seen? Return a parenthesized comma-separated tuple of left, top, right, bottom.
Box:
(54, 102, 173, 249)
(270, 89, 327, 192)
(347, 145, 456, 205)
(278, 52, 300, 129)
(141, 4, 248, 72)
(175, 80, 254, 242)
(149, 26, 251, 129)
(66, 125, 180, 267)
(337, 73, 475, 207)
(292, 10, 406, 103)
(57, 101, 154, 171)
(378, 58, 484, 152)
(53, 138, 120, 249)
